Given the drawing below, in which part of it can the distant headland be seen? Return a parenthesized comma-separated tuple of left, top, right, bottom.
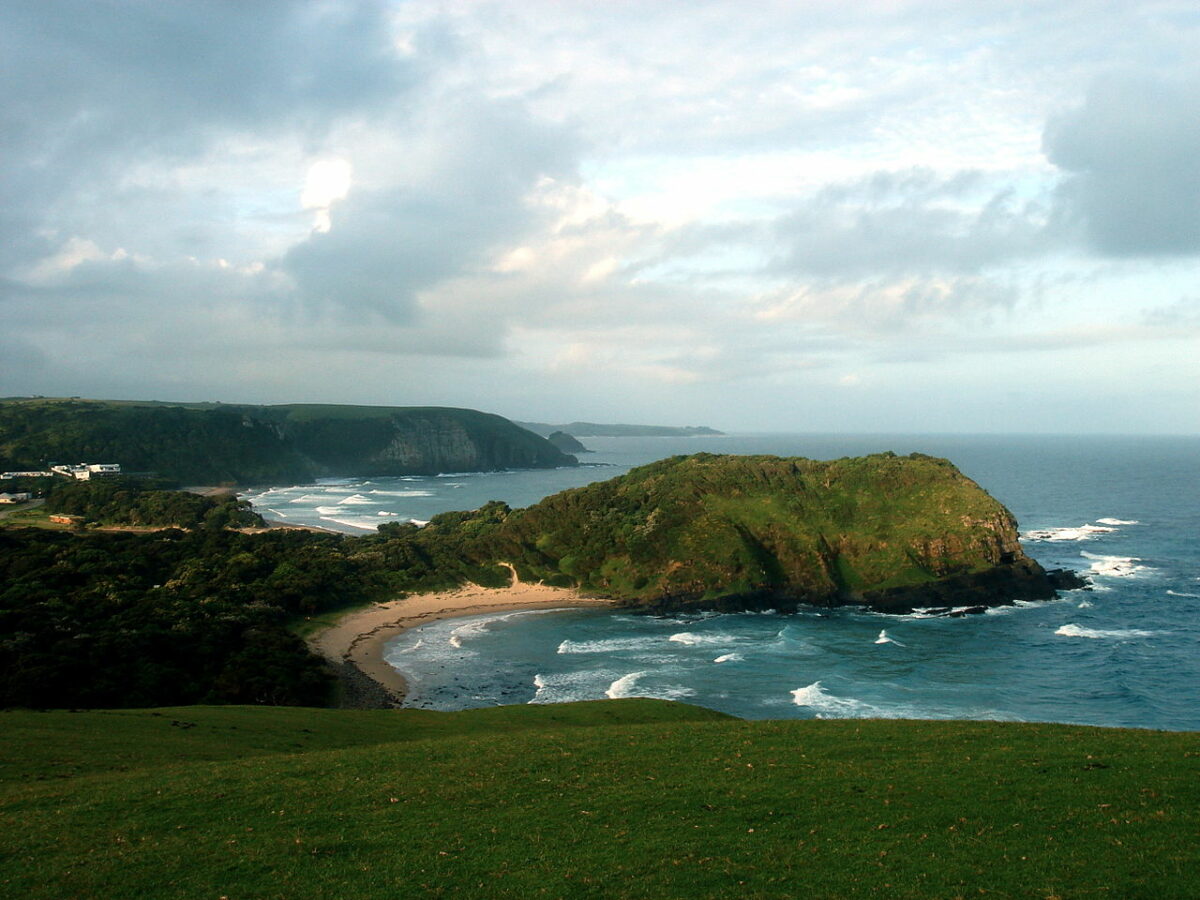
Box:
(516, 421, 724, 438)
(0, 397, 576, 484)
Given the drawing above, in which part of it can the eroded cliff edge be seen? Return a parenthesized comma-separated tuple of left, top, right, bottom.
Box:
(472, 452, 1083, 614)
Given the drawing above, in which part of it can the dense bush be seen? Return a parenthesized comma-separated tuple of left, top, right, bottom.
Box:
(44, 479, 264, 529)
(0, 508, 513, 709)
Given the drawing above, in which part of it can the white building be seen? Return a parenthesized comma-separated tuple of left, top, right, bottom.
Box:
(50, 463, 121, 481)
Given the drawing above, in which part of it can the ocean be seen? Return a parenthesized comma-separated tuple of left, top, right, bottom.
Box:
(244, 434, 1200, 730)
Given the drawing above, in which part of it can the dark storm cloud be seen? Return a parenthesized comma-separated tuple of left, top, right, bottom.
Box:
(1045, 73, 1200, 256)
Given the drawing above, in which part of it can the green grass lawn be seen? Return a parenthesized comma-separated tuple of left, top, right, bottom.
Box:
(1, 702, 1196, 899)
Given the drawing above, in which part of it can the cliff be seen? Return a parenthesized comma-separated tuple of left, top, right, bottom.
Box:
(0, 398, 575, 484)
(546, 430, 592, 454)
(482, 452, 1076, 613)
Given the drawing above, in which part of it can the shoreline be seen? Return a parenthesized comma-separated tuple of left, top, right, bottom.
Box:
(307, 568, 615, 707)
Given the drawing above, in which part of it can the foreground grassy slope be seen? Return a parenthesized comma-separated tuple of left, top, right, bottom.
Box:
(1, 703, 1196, 899)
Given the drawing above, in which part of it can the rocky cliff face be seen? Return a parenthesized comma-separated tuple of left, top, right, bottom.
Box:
(360, 412, 576, 474)
(485, 452, 1079, 613)
(277, 406, 577, 476)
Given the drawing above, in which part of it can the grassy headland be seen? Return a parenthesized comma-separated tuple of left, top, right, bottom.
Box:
(1, 702, 1195, 899)
(0, 397, 575, 483)
(483, 452, 1073, 612)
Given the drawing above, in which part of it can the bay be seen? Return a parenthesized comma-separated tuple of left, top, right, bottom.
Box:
(246, 433, 1200, 729)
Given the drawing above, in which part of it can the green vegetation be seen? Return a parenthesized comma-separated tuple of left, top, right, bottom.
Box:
(0, 703, 1195, 899)
(0, 521, 508, 709)
(44, 479, 263, 529)
(0, 453, 1076, 710)
(0, 397, 575, 483)
(484, 452, 1055, 611)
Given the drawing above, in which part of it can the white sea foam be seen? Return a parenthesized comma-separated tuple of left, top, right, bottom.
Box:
(605, 671, 647, 699)
(714, 653, 743, 664)
(984, 599, 1050, 616)
(529, 670, 611, 704)
(409, 519, 429, 526)
(447, 617, 505, 649)
(1096, 518, 1139, 526)
(377, 511, 397, 517)
(1022, 523, 1116, 542)
(790, 681, 875, 718)
(369, 489, 434, 497)
(874, 629, 905, 646)
(1166, 590, 1200, 598)
(338, 494, 375, 505)
(1055, 623, 1158, 640)
(668, 631, 740, 646)
(290, 494, 326, 504)
(1077, 599, 1094, 608)
(557, 637, 663, 654)
(1081, 551, 1153, 578)
(314, 506, 342, 516)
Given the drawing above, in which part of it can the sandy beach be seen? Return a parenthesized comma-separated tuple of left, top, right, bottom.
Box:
(308, 565, 614, 706)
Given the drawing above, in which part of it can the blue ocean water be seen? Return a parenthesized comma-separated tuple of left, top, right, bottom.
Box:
(246, 434, 1200, 729)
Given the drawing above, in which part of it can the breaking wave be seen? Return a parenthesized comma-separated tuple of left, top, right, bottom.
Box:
(1081, 551, 1153, 578)
(557, 637, 663, 655)
(1022, 523, 1116, 542)
(790, 681, 879, 718)
(605, 671, 647, 699)
(1055, 623, 1158, 640)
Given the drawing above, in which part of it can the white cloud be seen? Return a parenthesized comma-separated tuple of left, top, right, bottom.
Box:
(1, 1, 1197, 432)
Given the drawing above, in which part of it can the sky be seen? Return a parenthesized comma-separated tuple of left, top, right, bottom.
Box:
(2, 0, 1198, 433)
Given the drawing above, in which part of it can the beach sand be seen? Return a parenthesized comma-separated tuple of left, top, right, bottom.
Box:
(308, 566, 614, 706)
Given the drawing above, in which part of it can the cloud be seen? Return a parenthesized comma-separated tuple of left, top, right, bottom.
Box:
(282, 95, 579, 321)
(0, 0, 420, 269)
(1045, 73, 1200, 256)
(768, 168, 1053, 278)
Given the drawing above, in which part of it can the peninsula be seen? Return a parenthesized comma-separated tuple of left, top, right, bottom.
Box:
(480, 451, 1080, 614)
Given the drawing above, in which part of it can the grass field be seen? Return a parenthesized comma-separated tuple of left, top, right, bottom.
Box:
(1, 701, 1197, 899)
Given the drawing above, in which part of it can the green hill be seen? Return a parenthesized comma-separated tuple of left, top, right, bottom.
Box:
(0, 398, 576, 483)
(1, 703, 1195, 899)
(485, 452, 1072, 612)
